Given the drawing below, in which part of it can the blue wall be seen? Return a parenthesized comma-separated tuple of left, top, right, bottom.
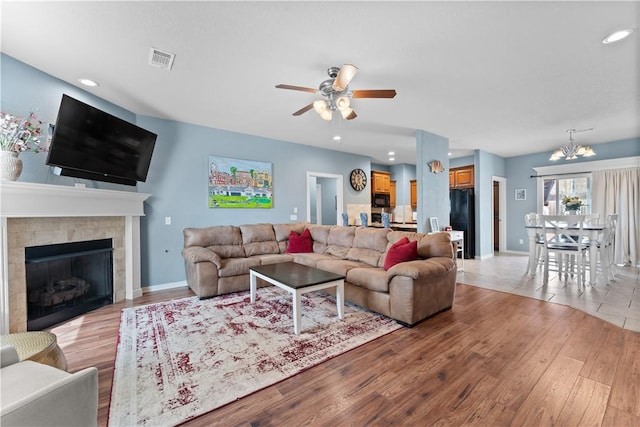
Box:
(1, 54, 136, 191)
(504, 137, 640, 253)
(2, 54, 372, 286)
(4, 53, 637, 284)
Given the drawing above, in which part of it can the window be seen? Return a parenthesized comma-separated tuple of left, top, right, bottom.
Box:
(542, 175, 591, 214)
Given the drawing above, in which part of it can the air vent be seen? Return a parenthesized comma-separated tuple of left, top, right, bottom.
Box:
(148, 48, 175, 70)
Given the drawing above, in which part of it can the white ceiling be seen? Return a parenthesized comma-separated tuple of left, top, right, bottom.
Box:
(1, 1, 638, 165)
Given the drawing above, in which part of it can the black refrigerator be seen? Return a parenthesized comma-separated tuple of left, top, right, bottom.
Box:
(450, 188, 475, 259)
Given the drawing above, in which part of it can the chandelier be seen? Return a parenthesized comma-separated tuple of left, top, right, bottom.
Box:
(549, 128, 596, 161)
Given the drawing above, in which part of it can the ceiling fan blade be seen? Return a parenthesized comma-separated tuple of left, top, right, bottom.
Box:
(276, 84, 317, 94)
(332, 64, 359, 91)
(292, 104, 314, 116)
(352, 89, 397, 98)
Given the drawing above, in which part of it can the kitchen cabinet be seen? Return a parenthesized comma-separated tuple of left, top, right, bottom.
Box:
(390, 181, 396, 207)
(449, 166, 475, 188)
(371, 171, 391, 193)
(410, 180, 417, 208)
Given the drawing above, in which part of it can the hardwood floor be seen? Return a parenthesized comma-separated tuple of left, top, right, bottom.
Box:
(50, 279, 640, 426)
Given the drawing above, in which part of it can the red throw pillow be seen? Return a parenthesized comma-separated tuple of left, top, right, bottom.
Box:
(384, 239, 418, 270)
(286, 228, 313, 253)
(390, 237, 410, 249)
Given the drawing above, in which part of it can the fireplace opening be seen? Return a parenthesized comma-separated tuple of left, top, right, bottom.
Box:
(25, 238, 114, 331)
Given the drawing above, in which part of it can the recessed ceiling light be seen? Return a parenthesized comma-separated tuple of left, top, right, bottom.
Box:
(448, 152, 452, 156)
(602, 28, 635, 44)
(389, 157, 395, 161)
(78, 78, 99, 87)
(333, 135, 341, 143)
(388, 151, 395, 155)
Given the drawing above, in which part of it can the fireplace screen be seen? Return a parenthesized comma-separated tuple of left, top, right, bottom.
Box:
(25, 238, 114, 331)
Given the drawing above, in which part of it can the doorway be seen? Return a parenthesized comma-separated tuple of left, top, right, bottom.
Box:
(492, 176, 507, 252)
(306, 171, 344, 225)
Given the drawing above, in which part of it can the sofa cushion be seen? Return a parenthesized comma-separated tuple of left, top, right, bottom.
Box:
(346, 227, 389, 266)
(255, 254, 295, 265)
(286, 229, 313, 253)
(346, 267, 389, 292)
(291, 252, 338, 268)
(240, 223, 280, 256)
(384, 239, 418, 270)
(307, 225, 331, 253)
(417, 232, 454, 258)
(325, 226, 356, 258)
(273, 223, 307, 253)
(218, 257, 262, 278)
(184, 226, 245, 258)
(316, 259, 369, 276)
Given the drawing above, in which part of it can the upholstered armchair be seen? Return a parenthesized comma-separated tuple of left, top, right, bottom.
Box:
(0, 346, 98, 427)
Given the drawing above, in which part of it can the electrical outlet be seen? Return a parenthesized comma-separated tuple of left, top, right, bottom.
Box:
(165, 217, 171, 225)
(293, 207, 298, 214)
(290, 214, 297, 221)
(519, 239, 523, 244)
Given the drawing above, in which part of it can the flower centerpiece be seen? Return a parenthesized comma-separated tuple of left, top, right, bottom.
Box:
(562, 195, 583, 213)
(1, 112, 45, 153)
(0, 111, 46, 181)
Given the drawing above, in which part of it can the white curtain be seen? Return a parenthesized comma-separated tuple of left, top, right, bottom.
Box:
(592, 167, 640, 266)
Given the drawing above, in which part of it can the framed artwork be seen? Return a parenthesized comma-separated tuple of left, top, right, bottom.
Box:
(429, 217, 440, 232)
(515, 189, 526, 201)
(208, 156, 273, 208)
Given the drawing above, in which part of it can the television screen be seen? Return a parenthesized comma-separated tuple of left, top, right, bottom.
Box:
(46, 94, 157, 185)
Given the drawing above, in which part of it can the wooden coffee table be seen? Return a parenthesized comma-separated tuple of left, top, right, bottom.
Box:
(249, 262, 345, 334)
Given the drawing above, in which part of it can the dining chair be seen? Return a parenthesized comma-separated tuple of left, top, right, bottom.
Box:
(594, 214, 618, 284)
(524, 213, 544, 273)
(541, 215, 588, 288)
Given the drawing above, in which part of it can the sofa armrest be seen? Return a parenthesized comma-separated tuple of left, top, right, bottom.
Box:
(386, 257, 455, 280)
(0, 346, 19, 368)
(182, 246, 222, 269)
(1, 365, 99, 427)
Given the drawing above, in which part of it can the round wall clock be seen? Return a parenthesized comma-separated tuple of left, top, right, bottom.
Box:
(350, 168, 367, 191)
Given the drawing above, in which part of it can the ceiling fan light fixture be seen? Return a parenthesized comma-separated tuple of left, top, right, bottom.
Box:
(340, 107, 354, 119)
(602, 28, 635, 44)
(313, 100, 333, 120)
(336, 96, 350, 110)
(583, 146, 596, 157)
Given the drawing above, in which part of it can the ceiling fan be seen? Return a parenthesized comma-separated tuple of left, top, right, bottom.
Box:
(276, 64, 396, 121)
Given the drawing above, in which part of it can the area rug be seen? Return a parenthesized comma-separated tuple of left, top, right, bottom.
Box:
(108, 287, 402, 426)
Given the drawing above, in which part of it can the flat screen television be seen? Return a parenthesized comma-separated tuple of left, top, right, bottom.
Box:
(46, 94, 157, 186)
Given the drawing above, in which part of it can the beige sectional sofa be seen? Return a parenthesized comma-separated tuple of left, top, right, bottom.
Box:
(182, 223, 457, 326)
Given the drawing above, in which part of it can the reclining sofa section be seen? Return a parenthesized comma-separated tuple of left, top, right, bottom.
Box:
(182, 223, 457, 326)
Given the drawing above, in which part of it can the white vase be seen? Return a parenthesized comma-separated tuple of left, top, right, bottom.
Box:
(0, 151, 23, 181)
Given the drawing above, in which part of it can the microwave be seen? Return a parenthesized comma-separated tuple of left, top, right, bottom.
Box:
(372, 193, 390, 208)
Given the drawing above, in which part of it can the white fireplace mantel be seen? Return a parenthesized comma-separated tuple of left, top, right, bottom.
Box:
(0, 181, 150, 217)
(0, 181, 151, 334)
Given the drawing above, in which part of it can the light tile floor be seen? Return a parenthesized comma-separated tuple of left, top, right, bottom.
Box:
(457, 253, 640, 332)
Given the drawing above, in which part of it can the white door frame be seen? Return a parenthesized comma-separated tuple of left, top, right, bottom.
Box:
(306, 171, 344, 225)
(315, 184, 323, 225)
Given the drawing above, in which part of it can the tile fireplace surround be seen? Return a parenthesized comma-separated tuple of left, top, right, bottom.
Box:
(0, 181, 150, 334)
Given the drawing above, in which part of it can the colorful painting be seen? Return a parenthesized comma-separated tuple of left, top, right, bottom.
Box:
(208, 156, 273, 208)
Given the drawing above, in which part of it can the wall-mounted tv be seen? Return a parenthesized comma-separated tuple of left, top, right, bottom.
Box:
(46, 94, 157, 186)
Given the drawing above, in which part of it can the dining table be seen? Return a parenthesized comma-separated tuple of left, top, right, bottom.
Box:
(524, 221, 606, 286)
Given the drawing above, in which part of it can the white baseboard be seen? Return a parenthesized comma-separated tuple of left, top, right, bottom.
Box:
(143, 281, 188, 294)
(503, 250, 529, 255)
